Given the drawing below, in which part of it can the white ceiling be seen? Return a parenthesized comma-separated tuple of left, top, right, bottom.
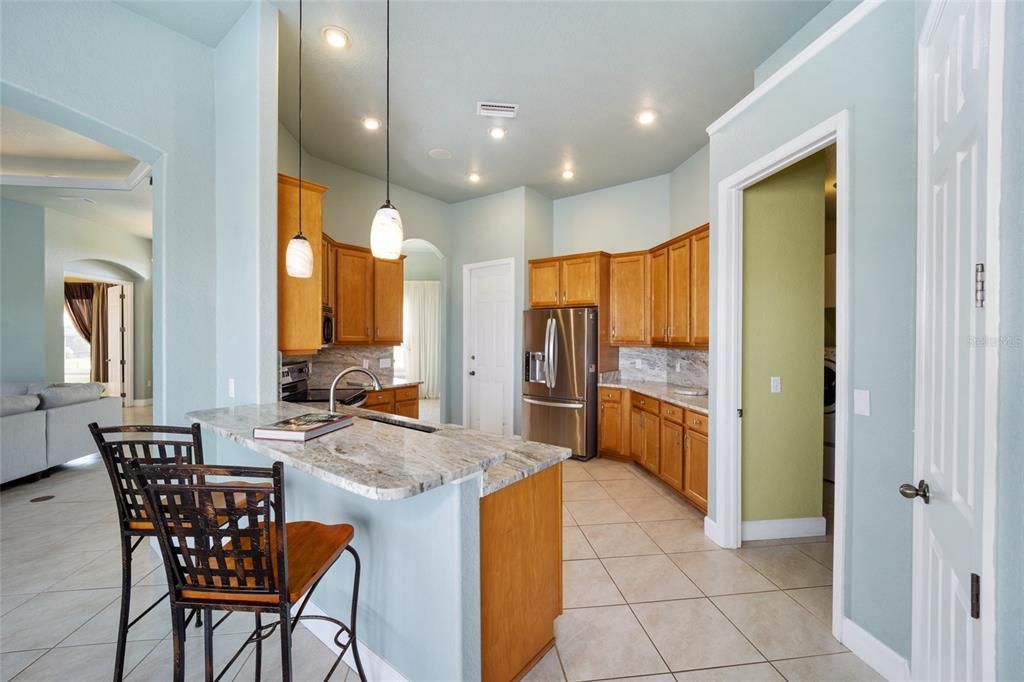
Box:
(0, 107, 152, 238)
(116, 0, 251, 47)
(277, 1, 828, 203)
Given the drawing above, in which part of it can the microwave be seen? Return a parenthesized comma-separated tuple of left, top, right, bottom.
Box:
(322, 305, 334, 346)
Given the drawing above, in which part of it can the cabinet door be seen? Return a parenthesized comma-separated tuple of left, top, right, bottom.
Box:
(683, 430, 709, 512)
(667, 239, 692, 344)
(278, 177, 324, 355)
(561, 255, 599, 306)
(610, 254, 649, 344)
(335, 247, 373, 344)
(650, 248, 668, 344)
(643, 413, 661, 474)
(322, 239, 335, 314)
(373, 257, 404, 344)
(690, 229, 710, 345)
(395, 399, 419, 419)
(529, 261, 561, 308)
(630, 408, 644, 461)
(659, 419, 684, 491)
(599, 400, 622, 455)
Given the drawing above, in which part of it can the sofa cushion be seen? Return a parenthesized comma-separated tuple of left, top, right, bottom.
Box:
(37, 383, 104, 409)
(0, 394, 40, 416)
(1, 382, 28, 396)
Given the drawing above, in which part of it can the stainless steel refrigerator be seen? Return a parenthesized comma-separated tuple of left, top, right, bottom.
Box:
(522, 307, 598, 460)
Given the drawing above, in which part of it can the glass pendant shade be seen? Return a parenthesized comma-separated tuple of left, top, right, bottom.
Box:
(370, 204, 404, 260)
(285, 233, 314, 278)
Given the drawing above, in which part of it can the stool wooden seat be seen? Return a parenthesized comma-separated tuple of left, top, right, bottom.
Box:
(131, 460, 366, 682)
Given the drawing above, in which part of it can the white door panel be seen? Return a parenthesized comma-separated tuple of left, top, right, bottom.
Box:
(913, 1, 1001, 679)
(465, 260, 514, 436)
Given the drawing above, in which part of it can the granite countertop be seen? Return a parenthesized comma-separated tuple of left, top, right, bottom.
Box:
(187, 402, 569, 501)
(599, 380, 709, 415)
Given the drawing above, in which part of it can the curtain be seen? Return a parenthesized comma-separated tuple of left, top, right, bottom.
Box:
(64, 282, 94, 343)
(403, 281, 441, 399)
(90, 283, 111, 383)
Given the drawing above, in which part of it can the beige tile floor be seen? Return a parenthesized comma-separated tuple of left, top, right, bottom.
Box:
(527, 456, 884, 682)
(0, 407, 357, 681)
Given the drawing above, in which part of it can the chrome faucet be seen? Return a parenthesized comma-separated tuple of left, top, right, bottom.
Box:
(329, 367, 383, 413)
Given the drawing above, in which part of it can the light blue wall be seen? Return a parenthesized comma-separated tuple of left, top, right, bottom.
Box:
(0, 199, 46, 382)
(448, 188, 527, 432)
(215, 2, 278, 406)
(524, 187, 554, 262)
(553, 174, 670, 255)
(44, 209, 153, 397)
(708, 1, 917, 658)
(1, 0, 218, 424)
(753, 0, 860, 86)
(669, 144, 710, 230)
(997, 2, 1024, 678)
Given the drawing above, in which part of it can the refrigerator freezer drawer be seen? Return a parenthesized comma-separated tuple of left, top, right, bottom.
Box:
(522, 397, 591, 459)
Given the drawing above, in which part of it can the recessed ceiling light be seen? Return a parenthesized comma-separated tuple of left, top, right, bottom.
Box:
(321, 26, 350, 49)
(428, 148, 452, 160)
(468, 172, 481, 183)
(636, 110, 657, 126)
(362, 117, 381, 131)
(489, 127, 507, 140)
(562, 169, 575, 180)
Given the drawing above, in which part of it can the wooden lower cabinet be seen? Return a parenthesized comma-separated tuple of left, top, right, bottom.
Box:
(363, 386, 420, 418)
(659, 419, 684, 490)
(395, 399, 419, 419)
(629, 403, 660, 474)
(481, 464, 562, 682)
(683, 429, 709, 512)
(599, 400, 622, 455)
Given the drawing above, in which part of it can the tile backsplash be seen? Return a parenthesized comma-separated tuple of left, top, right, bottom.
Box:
(611, 347, 709, 388)
(294, 346, 396, 388)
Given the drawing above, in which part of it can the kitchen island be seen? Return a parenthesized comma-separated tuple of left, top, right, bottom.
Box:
(188, 402, 568, 682)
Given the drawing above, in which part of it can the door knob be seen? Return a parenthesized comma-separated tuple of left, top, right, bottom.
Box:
(468, 371, 476, 376)
(899, 480, 930, 504)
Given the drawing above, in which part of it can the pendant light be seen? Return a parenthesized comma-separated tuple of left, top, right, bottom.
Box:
(369, 0, 403, 260)
(285, 0, 314, 278)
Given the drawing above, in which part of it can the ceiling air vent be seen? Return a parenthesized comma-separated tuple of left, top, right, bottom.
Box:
(477, 102, 519, 119)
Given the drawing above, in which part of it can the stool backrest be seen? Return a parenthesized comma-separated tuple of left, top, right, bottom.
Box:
(89, 423, 204, 533)
(131, 461, 288, 606)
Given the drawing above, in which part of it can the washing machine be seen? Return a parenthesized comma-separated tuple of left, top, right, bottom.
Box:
(823, 348, 836, 482)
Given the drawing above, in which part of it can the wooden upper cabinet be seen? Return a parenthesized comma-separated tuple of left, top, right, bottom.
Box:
(278, 174, 327, 356)
(373, 257, 404, 344)
(667, 238, 692, 344)
(610, 253, 649, 345)
(335, 246, 374, 344)
(560, 254, 599, 306)
(529, 260, 561, 308)
(690, 228, 710, 345)
(650, 248, 668, 344)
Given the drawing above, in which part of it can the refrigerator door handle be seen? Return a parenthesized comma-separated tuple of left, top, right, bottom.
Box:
(524, 398, 584, 409)
(548, 317, 558, 389)
(544, 318, 555, 389)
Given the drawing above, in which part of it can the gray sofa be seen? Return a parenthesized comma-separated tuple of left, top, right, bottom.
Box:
(1, 382, 122, 484)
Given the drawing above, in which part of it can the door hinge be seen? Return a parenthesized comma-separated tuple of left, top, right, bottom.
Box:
(737, 408, 743, 418)
(971, 573, 980, 619)
(975, 264, 985, 308)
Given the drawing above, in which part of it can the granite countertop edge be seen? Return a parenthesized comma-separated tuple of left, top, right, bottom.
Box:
(598, 381, 710, 415)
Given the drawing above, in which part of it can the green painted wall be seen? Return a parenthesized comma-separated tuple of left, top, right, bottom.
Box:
(741, 151, 825, 521)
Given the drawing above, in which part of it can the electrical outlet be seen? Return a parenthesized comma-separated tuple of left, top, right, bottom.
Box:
(770, 376, 782, 393)
(854, 389, 871, 416)
(362, 359, 370, 369)
(380, 358, 392, 369)
(675, 361, 682, 372)
(634, 359, 643, 370)
(227, 378, 236, 399)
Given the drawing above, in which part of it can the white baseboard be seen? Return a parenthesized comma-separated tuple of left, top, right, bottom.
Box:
(129, 398, 153, 407)
(841, 618, 910, 681)
(297, 601, 406, 682)
(741, 516, 826, 541)
(704, 516, 727, 547)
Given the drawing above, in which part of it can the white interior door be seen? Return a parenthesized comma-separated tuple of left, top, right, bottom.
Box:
(912, 1, 1002, 679)
(105, 284, 124, 400)
(464, 260, 514, 435)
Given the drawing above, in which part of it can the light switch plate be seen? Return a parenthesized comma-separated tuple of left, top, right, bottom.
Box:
(854, 389, 871, 416)
(771, 376, 782, 393)
(634, 359, 643, 369)
(379, 358, 392, 369)
(227, 378, 235, 399)
(362, 359, 370, 369)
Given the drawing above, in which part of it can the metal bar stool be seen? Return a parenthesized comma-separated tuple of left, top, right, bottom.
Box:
(89, 422, 214, 681)
(131, 460, 367, 682)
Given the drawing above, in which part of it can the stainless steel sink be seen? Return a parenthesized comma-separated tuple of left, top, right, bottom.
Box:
(358, 413, 438, 434)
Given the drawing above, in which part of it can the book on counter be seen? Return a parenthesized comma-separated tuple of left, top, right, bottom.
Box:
(253, 412, 353, 442)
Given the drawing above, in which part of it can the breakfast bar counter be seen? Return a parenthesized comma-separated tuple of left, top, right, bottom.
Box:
(187, 402, 569, 681)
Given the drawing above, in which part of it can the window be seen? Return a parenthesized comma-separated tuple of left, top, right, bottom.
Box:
(63, 308, 91, 383)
